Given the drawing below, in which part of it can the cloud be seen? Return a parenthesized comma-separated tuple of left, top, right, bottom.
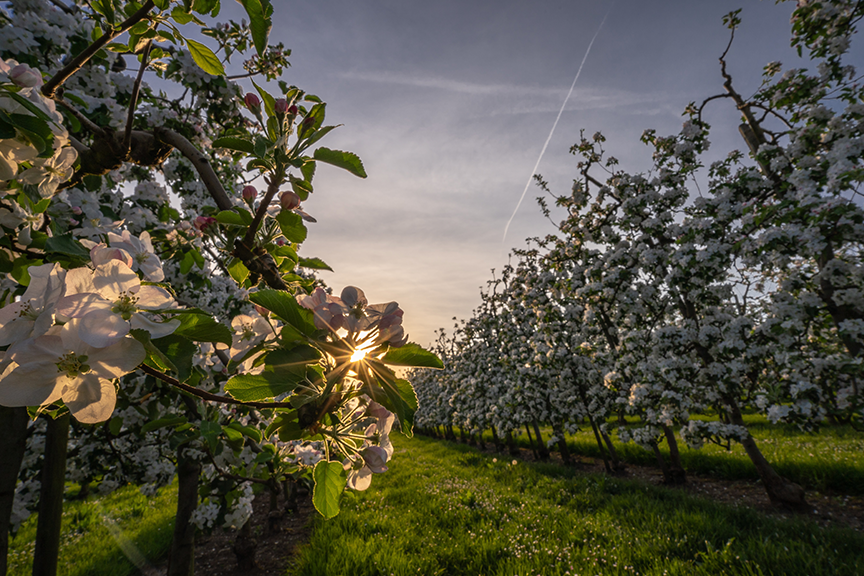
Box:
(336, 69, 563, 97)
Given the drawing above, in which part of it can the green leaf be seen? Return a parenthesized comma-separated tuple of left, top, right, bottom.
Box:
(227, 258, 250, 285)
(215, 209, 249, 226)
(312, 461, 347, 519)
(141, 416, 187, 434)
(383, 378, 418, 437)
(313, 147, 367, 178)
(185, 38, 225, 75)
(108, 416, 123, 436)
(200, 421, 221, 452)
(152, 334, 197, 382)
(173, 314, 232, 346)
(153, 0, 171, 9)
(275, 210, 307, 243)
(224, 373, 292, 402)
(44, 234, 90, 259)
(381, 343, 444, 369)
(237, 0, 272, 57)
(249, 289, 317, 336)
(251, 79, 276, 118)
(297, 257, 332, 272)
(212, 136, 255, 154)
(226, 422, 262, 443)
(11, 256, 41, 286)
(171, 6, 195, 24)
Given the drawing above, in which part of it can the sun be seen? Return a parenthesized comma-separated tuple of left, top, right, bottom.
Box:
(350, 348, 368, 363)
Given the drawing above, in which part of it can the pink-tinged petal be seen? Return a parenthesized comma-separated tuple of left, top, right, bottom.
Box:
(140, 260, 164, 282)
(56, 292, 112, 319)
(63, 374, 116, 424)
(340, 286, 367, 309)
(90, 337, 145, 378)
(131, 314, 179, 339)
(135, 286, 176, 309)
(78, 309, 129, 348)
(63, 266, 99, 297)
(23, 263, 66, 305)
(360, 446, 389, 473)
(91, 260, 139, 298)
(0, 362, 63, 407)
(347, 466, 372, 491)
(8, 334, 64, 365)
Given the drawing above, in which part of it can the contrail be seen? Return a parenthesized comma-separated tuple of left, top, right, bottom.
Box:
(502, 2, 615, 246)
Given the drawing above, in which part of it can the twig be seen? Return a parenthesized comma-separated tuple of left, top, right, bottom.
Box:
(46, 0, 76, 15)
(141, 364, 294, 409)
(204, 449, 273, 486)
(56, 98, 106, 137)
(123, 40, 153, 157)
(153, 127, 233, 211)
(242, 168, 284, 249)
(42, 1, 156, 99)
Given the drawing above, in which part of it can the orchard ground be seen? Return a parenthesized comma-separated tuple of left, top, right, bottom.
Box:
(6, 418, 864, 576)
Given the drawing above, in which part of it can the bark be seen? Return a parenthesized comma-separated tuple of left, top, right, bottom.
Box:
(600, 429, 625, 472)
(476, 431, 486, 450)
(233, 519, 257, 571)
(586, 417, 612, 474)
(167, 447, 200, 576)
(725, 396, 807, 509)
(524, 424, 538, 459)
(552, 424, 571, 465)
(491, 428, 502, 452)
(505, 431, 519, 456)
(650, 441, 673, 483)
(32, 413, 70, 576)
(267, 483, 283, 533)
(283, 479, 298, 514)
(458, 427, 468, 443)
(531, 421, 550, 460)
(662, 425, 687, 484)
(0, 407, 29, 576)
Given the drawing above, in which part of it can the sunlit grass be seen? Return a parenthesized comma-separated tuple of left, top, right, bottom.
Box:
(464, 414, 864, 495)
(289, 435, 864, 576)
(6, 483, 176, 576)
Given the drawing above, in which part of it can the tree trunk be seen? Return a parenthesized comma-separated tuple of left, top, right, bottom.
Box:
(600, 429, 625, 472)
(617, 408, 627, 425)
(524, 424, 538, 459)
(283, 479, 298, 514)
(650, 440, 673, 483)
(662, 425, 686, 484)
(459, 427, 468, 443)
(0, 407, 29, 576)
(233, 517, 257, 570)
(505, 431, 519, 456)
(167, 447, 200, 576)
(33, 413, 70, 576)
(476, 431, 486, 450)
(553, 424, 571, 465)
(586, 416, 612, 474)
(725, 396, 806, 509)
(267, 482, 282, 533)
(491, 428, 502, 452)
(531, 421, 550, 460)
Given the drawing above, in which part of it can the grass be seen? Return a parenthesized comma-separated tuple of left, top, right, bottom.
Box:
(463, 414, 864, 495)
(6, 483, 176, 576)
(288, 435, 864, 576)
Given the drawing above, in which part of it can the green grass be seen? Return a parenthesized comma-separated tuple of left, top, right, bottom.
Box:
(288, 435, 864, 576)
(7, 483, 176, 576)
(462, 415, 864, 495)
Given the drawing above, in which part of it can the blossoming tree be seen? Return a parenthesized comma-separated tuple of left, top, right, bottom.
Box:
(0, 1, 441, 574)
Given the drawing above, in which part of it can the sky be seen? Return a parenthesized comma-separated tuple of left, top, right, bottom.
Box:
(207, 0, 820, 346)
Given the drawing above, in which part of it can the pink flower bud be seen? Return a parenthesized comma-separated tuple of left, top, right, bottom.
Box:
(288, 105, 298, 115)
(71, 206, 83, 215)
(193, 215, 217, 231)
(276, 238, 285, 246)
(280, 191, 300, 210)
(9, 64, 42, 88)
(274, 98, 288, 114)
(254, 304, 270, 317)
(242, 185, 257, 201)
(244, 93, 260, 110)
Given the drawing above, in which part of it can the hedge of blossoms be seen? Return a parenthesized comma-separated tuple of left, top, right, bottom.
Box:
(0, 1, 441, 574)
(413, 2, 864, 510)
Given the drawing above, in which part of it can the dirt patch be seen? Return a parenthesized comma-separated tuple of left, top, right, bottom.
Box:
(144, 487, 315, 576)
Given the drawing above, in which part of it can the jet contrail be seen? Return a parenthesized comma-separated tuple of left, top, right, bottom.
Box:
(502, 2, 615, 246)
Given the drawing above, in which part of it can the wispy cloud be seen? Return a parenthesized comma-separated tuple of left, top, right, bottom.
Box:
(336, 69, 564, 97)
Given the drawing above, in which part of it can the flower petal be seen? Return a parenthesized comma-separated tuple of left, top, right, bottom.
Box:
(78, 309, 129, 348)
(63, 374, 116, 424)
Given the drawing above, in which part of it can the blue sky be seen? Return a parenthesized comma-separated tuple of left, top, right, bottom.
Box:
(214, 0, 812, 345)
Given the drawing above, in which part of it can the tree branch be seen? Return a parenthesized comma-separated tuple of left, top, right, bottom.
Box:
(42, 1, 156, 99)
(153, 127, 232, 211)
(122, 40, 153, 158)
(140, 364, 294, 409)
